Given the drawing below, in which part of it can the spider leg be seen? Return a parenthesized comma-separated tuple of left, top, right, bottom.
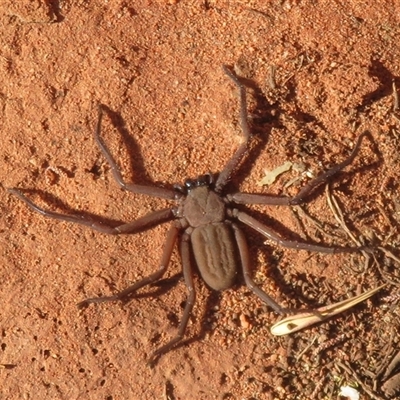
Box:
(229, 131, 368, 206)
(77, 223, 180, 307)
(233, 209, 369, 253)
(95, 105, 176, 200)
(8, 188, 175, 234)
(231, 223, 287, 314)
(149, 231, 196, 365)
(215, 66, 251, 192)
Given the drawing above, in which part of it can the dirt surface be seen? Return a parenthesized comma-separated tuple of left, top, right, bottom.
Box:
(1, 1, 400, 399)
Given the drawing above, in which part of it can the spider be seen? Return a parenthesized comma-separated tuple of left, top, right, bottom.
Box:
(9, 66, 368, 364)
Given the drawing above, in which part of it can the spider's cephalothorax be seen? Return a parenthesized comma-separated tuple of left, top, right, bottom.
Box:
(9, 66, 369, 364)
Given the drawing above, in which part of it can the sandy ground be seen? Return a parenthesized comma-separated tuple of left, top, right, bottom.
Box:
(1, 1, 400, 399)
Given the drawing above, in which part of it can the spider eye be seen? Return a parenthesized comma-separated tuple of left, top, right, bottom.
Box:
(173, 183, 186, 193)
(198, 174, 212, 186)
(185, 179, 195, 189)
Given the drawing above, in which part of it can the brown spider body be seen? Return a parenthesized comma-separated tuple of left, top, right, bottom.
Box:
(9, 66, 369, 364)
(178, 181, 238, 291)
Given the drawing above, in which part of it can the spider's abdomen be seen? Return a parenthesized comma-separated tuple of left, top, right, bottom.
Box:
(191, 222, 238, 291)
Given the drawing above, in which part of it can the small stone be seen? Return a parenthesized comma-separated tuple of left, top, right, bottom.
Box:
(239, 314, 251, 329)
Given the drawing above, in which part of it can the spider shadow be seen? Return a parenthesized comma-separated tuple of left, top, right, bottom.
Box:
(236, 129, 381, 227)
(44, 0, 64, 22)
(99, 75, 278, 192)
(222, 69, 345, 193)
(237, 207, 325, 307)
(118, 211, 331, 356)
(15, 188, 165, 233)
(357, 59, 400, 113)
(98, 104, 174, 190)
(233, 138, 381, 308)
(243, 220, 351, 312)
(223, 74, 281, 190)
(98, 71, 324, 194)
(119, 271, 224, 356)
(120, 273, 184, 303)
(171, 289, 222, 352)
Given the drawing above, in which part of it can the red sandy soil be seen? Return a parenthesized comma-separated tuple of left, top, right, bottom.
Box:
(1, 1, 400, 399)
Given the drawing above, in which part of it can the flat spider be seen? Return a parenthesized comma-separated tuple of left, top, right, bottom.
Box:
(9, 66, 368, 364)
